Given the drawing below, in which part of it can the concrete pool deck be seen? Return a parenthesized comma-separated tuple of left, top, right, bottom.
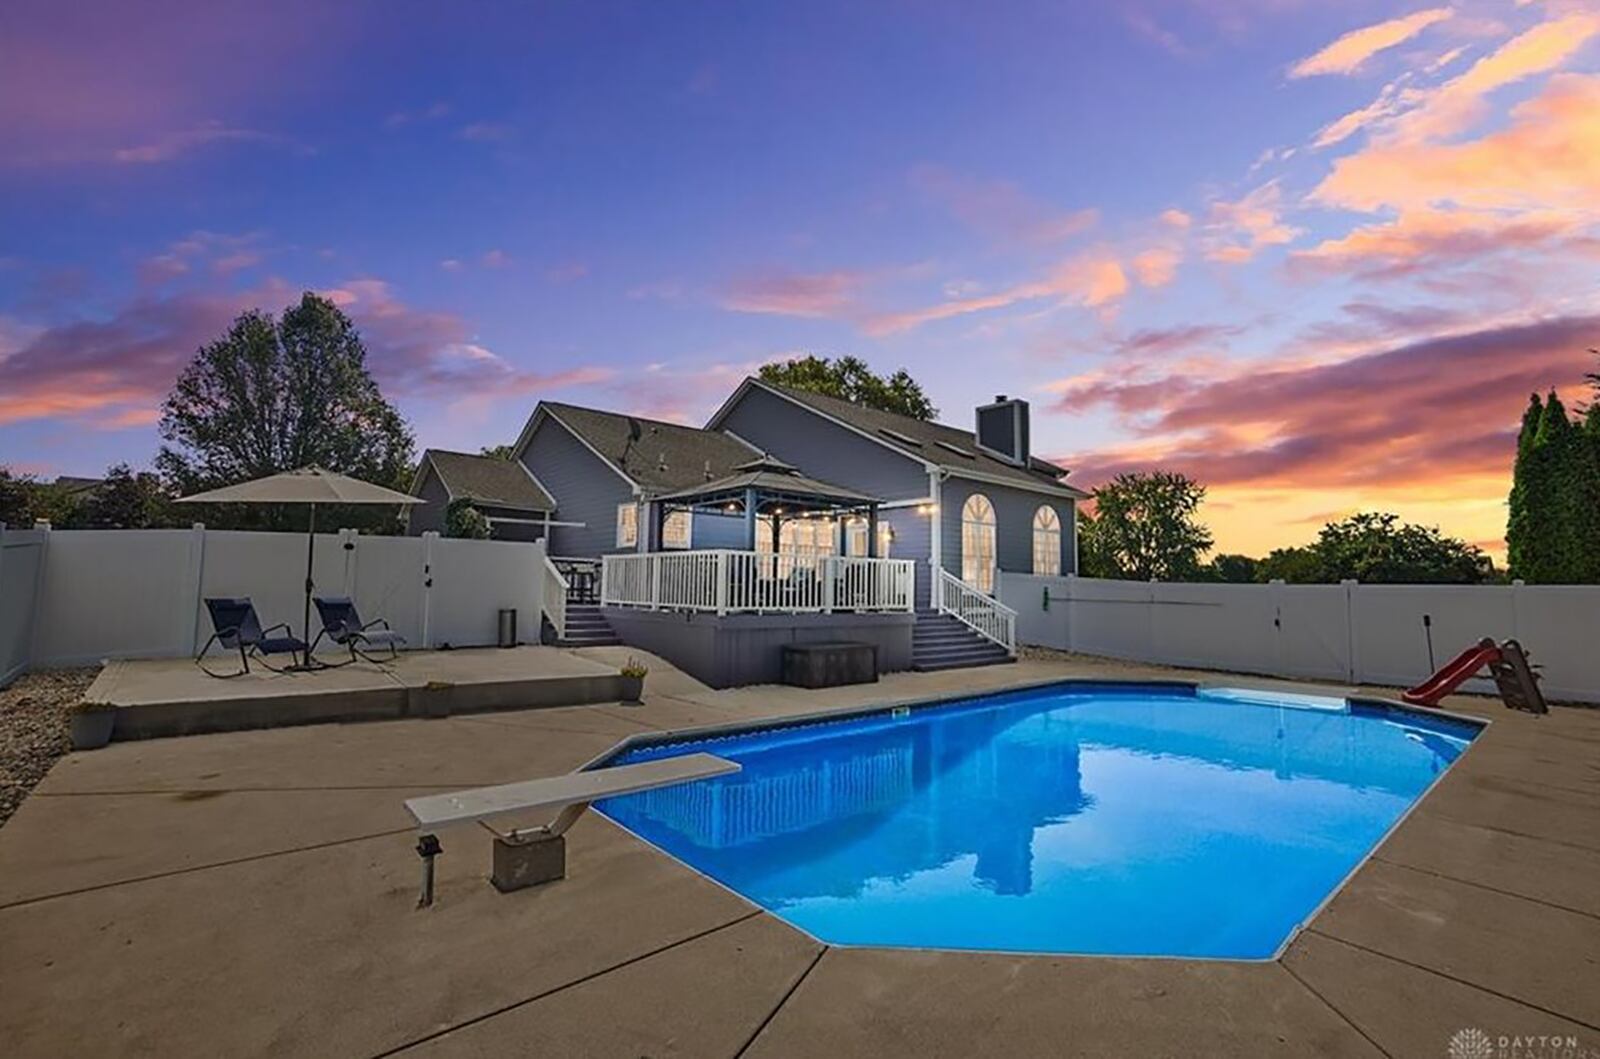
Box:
(1, 647, 1596, 1057)
(83, 645, 629, 739)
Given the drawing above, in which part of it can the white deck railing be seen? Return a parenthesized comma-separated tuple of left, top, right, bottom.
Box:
(935, 567, 1017, 654)
(601, 549, 915, 615)
(539, 551, 569, 640)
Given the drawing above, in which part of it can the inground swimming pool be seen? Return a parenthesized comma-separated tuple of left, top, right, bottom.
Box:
(596, 682, 1482, 959)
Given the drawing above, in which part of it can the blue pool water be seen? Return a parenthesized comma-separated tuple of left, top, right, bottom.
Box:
(597, 683, 1480, 959)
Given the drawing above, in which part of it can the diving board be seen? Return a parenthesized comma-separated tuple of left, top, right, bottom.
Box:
(405, 752, 740, 905)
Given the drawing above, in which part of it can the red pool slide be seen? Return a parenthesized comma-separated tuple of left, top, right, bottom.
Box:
(1401, 639, 1501, 707)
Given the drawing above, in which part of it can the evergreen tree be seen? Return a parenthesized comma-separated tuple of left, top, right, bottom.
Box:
(1505, 392, 1544, 579)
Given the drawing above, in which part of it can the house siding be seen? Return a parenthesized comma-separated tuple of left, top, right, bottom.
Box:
(716, 386, 929, 502)
(406, 467, 451, 536)
(938, 476, 1076, 582)
(519, 416, 635, 558)
(880, 506, 934, 610)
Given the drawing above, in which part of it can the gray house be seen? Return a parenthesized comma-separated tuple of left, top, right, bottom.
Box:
(707, 380, 1085, 606)
(406, 449, 557, 542)
(414, 382, 1088, 686)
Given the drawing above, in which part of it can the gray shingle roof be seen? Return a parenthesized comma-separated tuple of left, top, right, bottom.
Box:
(423, 450, 555, 511)
(653, 455, 880, 507)
(753, 381, 1089, 498)
(542, 402, 759, 493)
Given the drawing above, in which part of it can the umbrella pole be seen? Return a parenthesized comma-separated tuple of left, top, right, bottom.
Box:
(303, 502, 317, 669)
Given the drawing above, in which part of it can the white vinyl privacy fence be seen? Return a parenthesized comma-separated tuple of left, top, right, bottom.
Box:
(1000, 573, 1600, 705)
(0, 523, 552, 682)
(0, 527, 47, 687)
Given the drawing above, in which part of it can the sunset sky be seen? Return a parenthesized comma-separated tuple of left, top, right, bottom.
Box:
(3, 0, 1598, 560)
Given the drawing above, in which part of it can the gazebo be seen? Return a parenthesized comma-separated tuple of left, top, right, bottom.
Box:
(647, 454, 883, 555)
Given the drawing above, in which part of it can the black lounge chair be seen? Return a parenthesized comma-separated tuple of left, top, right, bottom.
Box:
(312, 596, 406, 663)
(197, 597, 309, 678)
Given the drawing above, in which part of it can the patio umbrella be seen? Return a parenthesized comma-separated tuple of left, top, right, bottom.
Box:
(178, 467, 423, 670)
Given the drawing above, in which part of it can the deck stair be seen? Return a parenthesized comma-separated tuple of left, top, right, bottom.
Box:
(912, 610, 1013, 672)
(554, 603, 622, 648)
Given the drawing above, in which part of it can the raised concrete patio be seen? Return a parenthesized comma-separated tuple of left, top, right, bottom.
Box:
(1, 648, 1596, 1057)
(84, 645, 629, 739)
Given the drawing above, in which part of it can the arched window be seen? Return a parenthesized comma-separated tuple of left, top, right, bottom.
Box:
(1032, 505, 1061, 576)
(960, 493, 997, 593)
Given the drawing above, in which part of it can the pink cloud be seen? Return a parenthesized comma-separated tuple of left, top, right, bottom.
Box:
(720, 270, 868, 318)
(1288, 8, 1453, 78)
(0, 3, 352, 168)
(864, 249, 1130, 335)
(1053, 313, 1599, 493)
(1203, 181, 1301, 263)
(0, 278, 611, 430)
(910, 165, 1098, 245)
(113, 122, 305, 165)
(1290, 208, 1588, 279)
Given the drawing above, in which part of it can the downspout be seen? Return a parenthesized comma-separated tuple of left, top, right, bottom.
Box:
(928, 468, 946, 609)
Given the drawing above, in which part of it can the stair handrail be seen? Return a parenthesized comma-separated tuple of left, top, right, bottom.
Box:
(934, 567, 1017, 654)
(539, 548, 570, 642)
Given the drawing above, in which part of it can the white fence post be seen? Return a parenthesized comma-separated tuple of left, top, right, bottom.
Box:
(1268, 578, 1286, 675)
(420, 531, 438, 649)
(178, 523, 206, 657)
(1341, 579, 1358, 684)
(650, 554, 661, 611)
(716, 550, 728, 616)
(25, 521, 50, 668)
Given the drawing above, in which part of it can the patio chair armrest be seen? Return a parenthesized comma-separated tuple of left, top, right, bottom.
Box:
(360, 617, 392, 632)
(261, 621, 295, 637)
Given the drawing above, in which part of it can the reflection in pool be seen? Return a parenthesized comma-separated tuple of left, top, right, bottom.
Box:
(599, 683, 1479, 958)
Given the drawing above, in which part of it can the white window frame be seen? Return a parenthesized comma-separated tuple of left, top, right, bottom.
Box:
(661, 509, 691, 550)
(1032, 505, 1061, 576)
(615, 502, 638, 548)
(960, 493, 997, 594)
(844, 517, 869, 557)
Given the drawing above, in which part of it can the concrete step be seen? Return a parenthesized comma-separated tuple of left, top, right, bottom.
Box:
(921, 646, 1004, 665)
(913, 653, 1015, 672)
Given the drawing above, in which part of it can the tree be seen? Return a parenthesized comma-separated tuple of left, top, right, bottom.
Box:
(1508, 390, 1600, 583)
(479, 444, 516, 460)
(759, 355, 937, 420)
(444, 498, 491, 539)
(1076, 509, 1113, 578)
(62, 465, 175, 529)
(0, 467, 40, 528)
(157, 293, 415, 531)
(1256, 545, 1323, 584)
(1204, 553, 1260, 583)
(1081, 471, 1213, 581)
(1505, 392, 1544, 581)
(1310, 512, 1493, 584)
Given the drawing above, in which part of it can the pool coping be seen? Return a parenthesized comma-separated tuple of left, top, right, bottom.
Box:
(578, 675, 1493, 965)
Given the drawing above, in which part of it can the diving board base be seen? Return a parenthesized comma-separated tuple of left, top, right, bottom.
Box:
(492, 834, 567, 892)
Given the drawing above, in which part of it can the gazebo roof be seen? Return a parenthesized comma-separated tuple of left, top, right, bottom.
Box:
(651, 454, 880, 510)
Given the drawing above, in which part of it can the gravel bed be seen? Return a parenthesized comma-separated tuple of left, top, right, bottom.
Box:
(0, 667, 98, 830)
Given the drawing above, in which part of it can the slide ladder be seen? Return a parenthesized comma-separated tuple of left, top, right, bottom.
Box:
(1402, 637, 1547, 714)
